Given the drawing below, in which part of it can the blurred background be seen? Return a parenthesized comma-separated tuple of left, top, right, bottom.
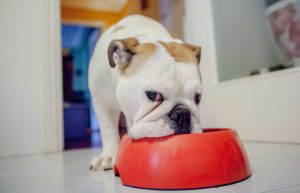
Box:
(1, 0, 300, 157)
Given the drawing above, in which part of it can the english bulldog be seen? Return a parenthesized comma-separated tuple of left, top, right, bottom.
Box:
(89, 15, 203, 171)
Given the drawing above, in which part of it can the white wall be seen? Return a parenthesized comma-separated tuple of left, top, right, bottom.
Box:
(185, 0, 300, 143)
(213, 0, 278, 81)
(0, 0, 63, 157)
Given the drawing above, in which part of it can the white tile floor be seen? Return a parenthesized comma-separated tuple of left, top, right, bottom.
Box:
(0, 142, 300, 193)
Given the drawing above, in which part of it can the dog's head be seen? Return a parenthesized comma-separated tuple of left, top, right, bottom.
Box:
(108, 36, 203, 139)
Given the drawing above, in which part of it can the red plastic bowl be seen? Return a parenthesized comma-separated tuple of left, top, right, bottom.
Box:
(114, 128, 251, 190)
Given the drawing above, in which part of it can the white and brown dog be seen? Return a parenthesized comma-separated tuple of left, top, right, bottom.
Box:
(89, 15, 203, 171)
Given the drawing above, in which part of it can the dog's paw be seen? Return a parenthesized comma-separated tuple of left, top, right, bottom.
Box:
(89, 145, 119, 171)
(89, 155, 114, 171)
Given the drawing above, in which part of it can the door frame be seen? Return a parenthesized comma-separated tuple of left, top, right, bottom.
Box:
(43, 0, 106, 152)
(42, 0, 64, 152)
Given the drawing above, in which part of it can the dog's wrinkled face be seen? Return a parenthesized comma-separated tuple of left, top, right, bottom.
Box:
(108, 37, 203, 139)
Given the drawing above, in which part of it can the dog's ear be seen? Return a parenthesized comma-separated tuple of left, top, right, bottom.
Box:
(184, 44, 201, 64)
(108, 38, 139, 70)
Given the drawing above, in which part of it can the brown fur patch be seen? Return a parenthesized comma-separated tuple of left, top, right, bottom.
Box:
(159, 41, 201, 64)
(122, 43, 157, 76)
(170, 32, 179, 39)
(108, 38, 139, 69)
(121, 38, 139, 53)
(108, 37, 157, 76)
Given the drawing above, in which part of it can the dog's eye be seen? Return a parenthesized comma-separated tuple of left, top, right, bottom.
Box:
(194, 93, 201, 105)
(145, 90, 164, 102)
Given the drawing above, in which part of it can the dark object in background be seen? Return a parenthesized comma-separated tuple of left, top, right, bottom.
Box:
(140, 0, 149, 10)
(265, 0, 283, 7)
(250, 63, 293, 76)
(63, 55, 87, 103)
(269, 64, 289, 72)
(72, 91, 86, 103)
(64, 103, 89, 141)
(250, 70, 260, 76)
(63, 55, 73, 102)
(119, 113, 128, 138)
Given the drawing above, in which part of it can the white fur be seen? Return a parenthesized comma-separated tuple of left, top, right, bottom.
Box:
(89, 15, 202, 170)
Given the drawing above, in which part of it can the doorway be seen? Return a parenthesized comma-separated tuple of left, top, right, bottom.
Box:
(58, 0, 185, 151)
(61, 24, 101, 149)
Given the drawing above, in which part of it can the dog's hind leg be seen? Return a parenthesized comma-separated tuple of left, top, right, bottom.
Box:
(89, 102, 121, 171)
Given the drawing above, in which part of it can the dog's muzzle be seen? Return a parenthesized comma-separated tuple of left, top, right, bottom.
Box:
(168, 105, 191, 134)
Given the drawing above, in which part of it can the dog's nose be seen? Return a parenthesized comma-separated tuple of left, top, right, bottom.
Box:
(168, 105, 191, 134)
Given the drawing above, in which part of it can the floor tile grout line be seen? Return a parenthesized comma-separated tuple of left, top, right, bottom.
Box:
(260, 184, 300, 193)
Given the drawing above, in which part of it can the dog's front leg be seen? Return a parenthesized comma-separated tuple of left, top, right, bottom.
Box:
(90, 104, 120, 171)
